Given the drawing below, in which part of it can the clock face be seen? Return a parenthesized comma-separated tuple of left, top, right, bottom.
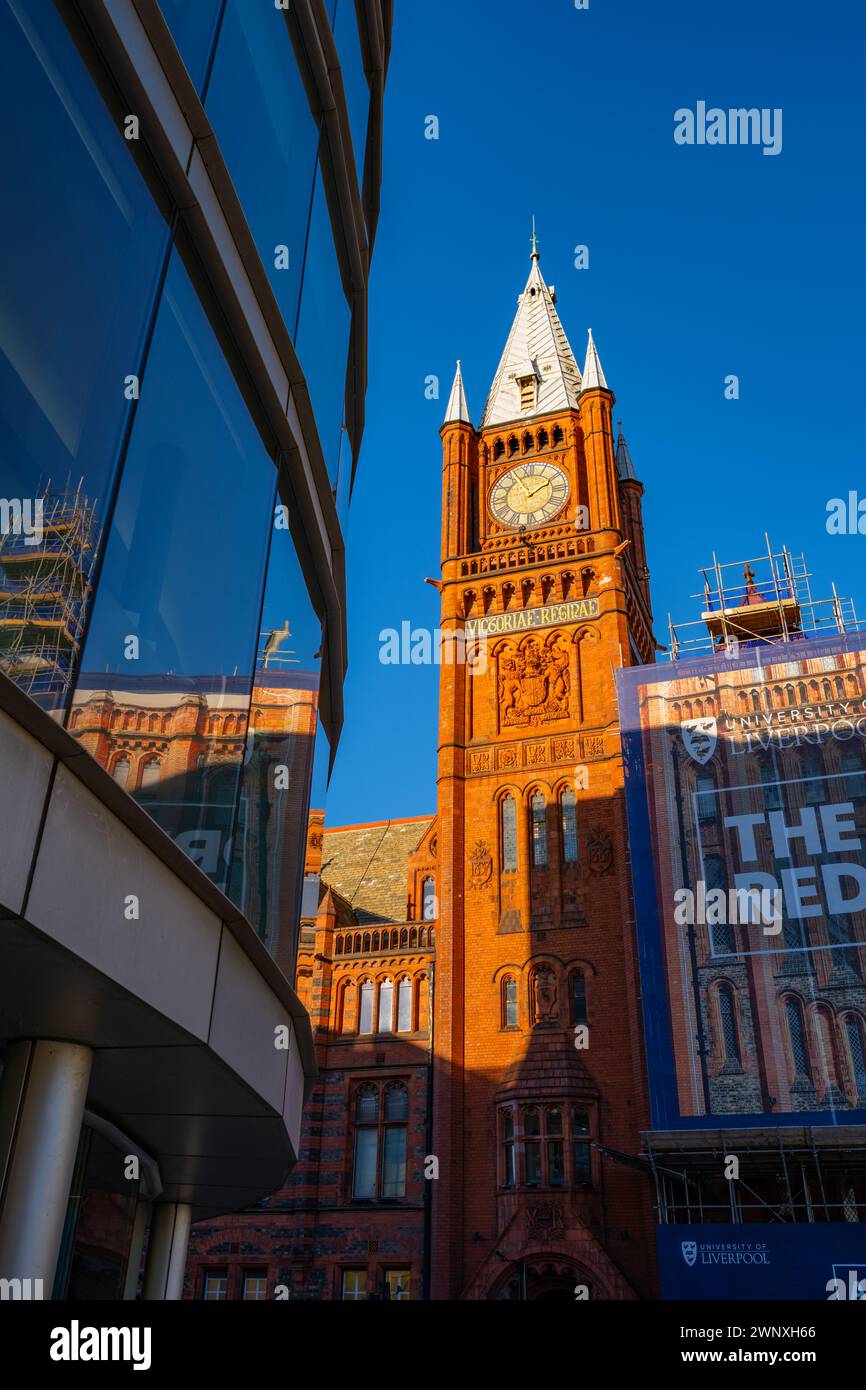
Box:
(489, 462, 570, 530)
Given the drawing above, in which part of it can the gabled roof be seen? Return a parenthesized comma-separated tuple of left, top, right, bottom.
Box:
(479, 250, 583, 429)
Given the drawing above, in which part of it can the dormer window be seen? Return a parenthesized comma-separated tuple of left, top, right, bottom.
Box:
(518, 376, 536, 413)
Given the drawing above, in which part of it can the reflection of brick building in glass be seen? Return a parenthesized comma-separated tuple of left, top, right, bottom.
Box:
(69, 668, 318, 977)
(187, 812, 437, 1302)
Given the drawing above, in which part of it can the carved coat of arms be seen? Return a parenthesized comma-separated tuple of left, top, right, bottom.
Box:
(498, 637, 570, 729)
(469, 840, 493, 889)
(587, 827, 614, 875)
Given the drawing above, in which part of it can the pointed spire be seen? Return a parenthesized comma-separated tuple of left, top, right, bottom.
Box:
(581, 328, 608, 392)
(479, 246, 583, 428)
(443, 359, 471, 424)
(615, 421, 637, 481)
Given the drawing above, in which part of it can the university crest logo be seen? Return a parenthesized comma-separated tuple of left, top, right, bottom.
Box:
(681, 1241, 697, 1268)
(469, 840, 493, 889)
(681, 716, 717, 766)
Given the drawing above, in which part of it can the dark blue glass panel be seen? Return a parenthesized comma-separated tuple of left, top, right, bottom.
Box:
(157, 0, 224, 92)
(70, 251, 277, 893)
(206, 0, 319, 337)
(0, 0, 170, 711)
(333, 0, 369, 180)
(296, 167, 352, 482)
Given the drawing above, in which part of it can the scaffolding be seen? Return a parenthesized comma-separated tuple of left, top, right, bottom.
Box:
(0, 479, 99, 704)
(667, 534, 862, 661)
(645, 1129, 866, 1226)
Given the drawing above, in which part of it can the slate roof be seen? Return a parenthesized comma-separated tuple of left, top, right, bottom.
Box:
(479, 250, 583, 428)
(319, 816, 434, 925)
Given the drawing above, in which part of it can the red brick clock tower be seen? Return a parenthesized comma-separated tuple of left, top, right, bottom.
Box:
(431, 238, 657, 1300)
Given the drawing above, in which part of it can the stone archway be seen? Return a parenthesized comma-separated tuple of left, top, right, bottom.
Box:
(488, 1256, 593, 1301)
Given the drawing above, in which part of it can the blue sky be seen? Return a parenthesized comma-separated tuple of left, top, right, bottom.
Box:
(322, 0, 866, 825)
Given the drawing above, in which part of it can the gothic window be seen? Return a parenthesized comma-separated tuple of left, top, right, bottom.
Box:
(501, 795, 518, 871)
(378, 979, 394, 1033)
(569, 970, 587, 1025)
(139, 756, 161, 789)
(507, 434, 519, 456)
(382, 1083, 408, 1199)
(352, 1084, 379, 1199)
(785, 999, 811, 1081)
(705, 853, 734, 954)
(351, 1082, 408, 1202)
(112, 756, 131, 789)
(397, 977, 413, 1033)
(493, 438, 505, 460)
(363, 932, 371, 953)
(359, 980, 374, 1034)
(552, 425, 564, 446)
(536, 428, 548, 449)
(502, 976, 518, 1029)
(561, 788, 578, 864)
(409, 927, 418, 947)
(547, 1107, 565, 1187)
(521, 428, 533, 451)
(695, 770, 717, 821)
(372, 931, 380, 951)
(422, 877, 436, 919)
(718, 984, 740, 1064)
(845, 1016, 866, 1097)
(531, 791, 548, 867)
(338, 982, 354, 1034)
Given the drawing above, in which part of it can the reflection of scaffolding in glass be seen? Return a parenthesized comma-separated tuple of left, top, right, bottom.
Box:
(0, 479, 99, 704)
(667, 534, 862, 661)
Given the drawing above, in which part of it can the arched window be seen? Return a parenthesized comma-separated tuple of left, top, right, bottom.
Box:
(363, 932, 371, 953)
(695, 771, 716, 821)
(502, 976, 518, 1029)
(359, 981, 375, 1035)
(397, 978, 413, 1033)
(718, 984, 740, 1064)
(705, 854, 734, 954)
(372, 931, 380, 951)
(537, 428, 548, 449)
(531, 792, 547, 867)
(845, 1016, 866, 1097)
(507, 434, 519, 457)
(786, 999, 811, 1080)
(139, 757, 161, 790)
(501, 795, 517, 872)
(352, 1084, 379, 1199)
(493, 438, 505, 460)
(422, 877, 436, 920)
(552, 424, 564, 446)
(339, 982, 353, 1034)
(570, 970, 587, 1025)
(561, 788, 578, 864)
(112, 756, 131, 789)
(382, 1083, 408, 1199)
(378, 979, 394, 1033)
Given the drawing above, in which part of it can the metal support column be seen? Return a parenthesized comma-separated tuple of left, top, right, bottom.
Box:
(0, 1039, 93, 1293)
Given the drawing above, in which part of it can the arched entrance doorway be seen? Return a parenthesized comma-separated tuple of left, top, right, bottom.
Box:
(490, 1257, 593, 1301)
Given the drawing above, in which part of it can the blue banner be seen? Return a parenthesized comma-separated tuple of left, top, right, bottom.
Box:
(658, 1223, 866, 1299)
